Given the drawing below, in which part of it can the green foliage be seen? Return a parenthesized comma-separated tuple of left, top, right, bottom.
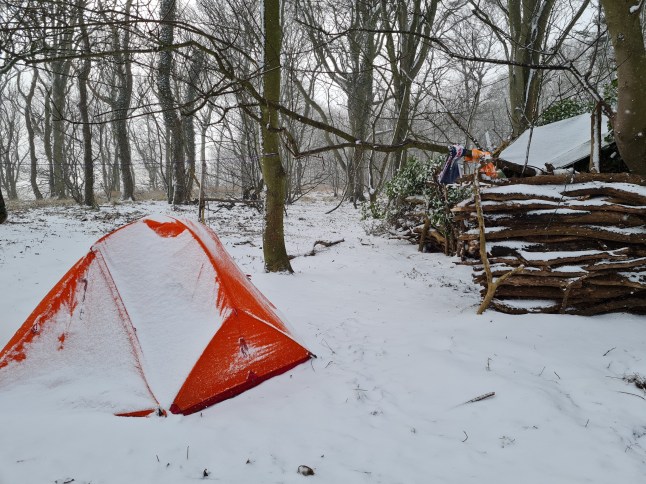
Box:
(539, 81, 618, 143)
(538, 98, 592, 126)
(539, 81, 620, 148)
(360, 198, 387, 220)
(426, 182, 471, 234)
(603, 79, 618, 107)
(362, 156, 470, 250)
(384, 156, 438, 201)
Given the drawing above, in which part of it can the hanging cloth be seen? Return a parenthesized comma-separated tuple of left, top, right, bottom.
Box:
(439, 145, 464, 184)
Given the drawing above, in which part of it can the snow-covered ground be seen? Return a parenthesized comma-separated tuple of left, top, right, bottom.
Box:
(1, 196, 645, 484)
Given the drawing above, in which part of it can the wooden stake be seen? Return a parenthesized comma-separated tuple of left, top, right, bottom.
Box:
(473, 172, 524, 314)
(418, 216, 431, 252)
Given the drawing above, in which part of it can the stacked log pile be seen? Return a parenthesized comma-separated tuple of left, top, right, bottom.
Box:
(387, 196, 453, 254)
(453, 173, 646, 315)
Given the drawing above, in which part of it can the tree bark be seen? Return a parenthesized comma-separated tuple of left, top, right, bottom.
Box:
(346, 0, 378, 201)
(23, 69, 43, 200)
(199, 105, 213, 192)
(0, 185, 6, 224)
(382, 0, 437, 172)
(600, 0, 646, 176)
(182, 49, 204, 199)
(157, 0, 186, 204)
(51, 59, 72, 198)
(261, 0, 293, 272)
(506, 0, 556, 137)
(302, 0, 378, 200)
(78, 0, 95, 206)
(43, 91, 54, 196)
(113, 0, 136, 200)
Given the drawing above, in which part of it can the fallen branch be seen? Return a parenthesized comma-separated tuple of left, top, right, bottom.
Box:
(462, 392, 495, 405)
(202, 197, 261, 205)
(288, 239, 346, 260)
(306, 239, 345, 256)
(617, 391, 646, 401)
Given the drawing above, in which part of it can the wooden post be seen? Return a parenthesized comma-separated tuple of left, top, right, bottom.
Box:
(590, 102, 602, 173)
(473, 172, 524, 314)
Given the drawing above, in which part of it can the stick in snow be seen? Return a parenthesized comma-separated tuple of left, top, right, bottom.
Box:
(306, 239, 345, 256)
(618, 391, 646, 401)
(461, 392, 495, 405)
(289, 239, 345, 259)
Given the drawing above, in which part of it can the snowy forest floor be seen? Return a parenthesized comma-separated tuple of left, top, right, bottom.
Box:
(0, 194, 645, 484)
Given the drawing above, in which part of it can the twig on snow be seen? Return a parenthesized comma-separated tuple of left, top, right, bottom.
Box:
(322, 338, 336, 354)
(306, 239, 345, 256)
(461, 392, 495, 405)
(617, 391, 646, 401)
(289, 239, 345, 259)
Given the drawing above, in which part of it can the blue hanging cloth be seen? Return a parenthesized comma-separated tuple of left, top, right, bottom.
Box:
(439, 145, 464, 184)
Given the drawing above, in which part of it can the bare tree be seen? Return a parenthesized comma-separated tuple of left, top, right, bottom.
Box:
(78, 0, 95, 206)
(261, 0, 292, 272)
(43, 2, 77, 198)
(300, 0, 381, 202)
(181, 48, 205, 198)
(0, 81, 24, 200)
(40, 74, 55, 196)
(470, 1, 591, 137)
(18, 68, 44, 199)
(157, 0, 187, 204)
(381, 0, 439, 172)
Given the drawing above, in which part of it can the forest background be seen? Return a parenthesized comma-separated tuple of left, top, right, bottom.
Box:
(1, 0, 645, 270)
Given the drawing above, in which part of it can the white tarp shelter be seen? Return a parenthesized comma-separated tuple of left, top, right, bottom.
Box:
(499, 113, 610, 172)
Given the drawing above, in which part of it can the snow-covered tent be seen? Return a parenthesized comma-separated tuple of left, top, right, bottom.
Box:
(0, 216, 313, 416)
(499, 113, 611, 174)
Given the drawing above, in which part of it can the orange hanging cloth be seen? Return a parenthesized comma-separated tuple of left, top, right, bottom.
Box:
(464, 149, 497, 178)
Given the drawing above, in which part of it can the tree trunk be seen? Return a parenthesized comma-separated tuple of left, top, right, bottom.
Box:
(78, 0, 95, 206)
(346, 1, 376, 201)
(0, 185, 6, 224)
(115, 103, 135, 200)
(261, 0, 292, 272)
(157, 0, 186, 205)
(98, 124, 111, 200)
(200, 105, 213, 193)
(112, 0, 136, 200)
(51, 60, 70, 198)
(23, 69, 43, 200)
(182, 50, 204, 199)
(382, 0, 437, 173)
(600, 0, 646, 176)
(506, 0, 556, 137)
(43, 92, 54, 196)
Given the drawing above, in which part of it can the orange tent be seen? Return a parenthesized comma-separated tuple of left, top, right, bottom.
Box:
(0, 216, 313, 416)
